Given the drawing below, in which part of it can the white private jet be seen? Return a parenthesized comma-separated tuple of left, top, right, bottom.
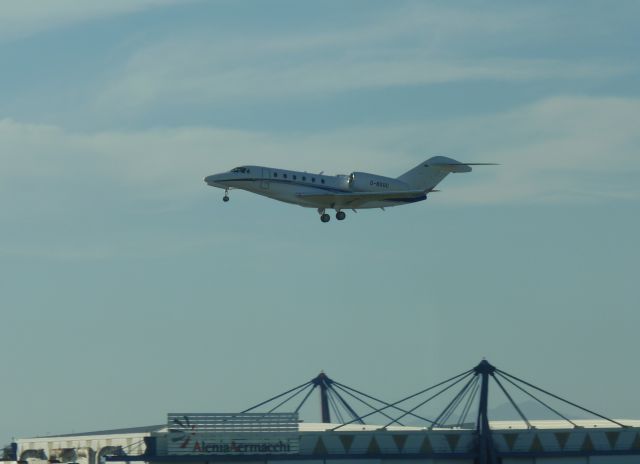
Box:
(204, 156, 494, 222)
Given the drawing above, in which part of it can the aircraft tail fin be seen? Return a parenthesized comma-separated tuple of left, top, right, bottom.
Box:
(397, 156, 495, 190)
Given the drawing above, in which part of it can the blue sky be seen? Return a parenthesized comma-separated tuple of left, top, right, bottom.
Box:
(1, 0, 639, 443)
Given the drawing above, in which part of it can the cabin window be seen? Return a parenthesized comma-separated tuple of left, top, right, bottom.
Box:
(302, 176, 306, 181)
(293, 175, 297, 180)
(283, 174, 288, 179)
(321, 179, 325, 184)
(312, 178, 316, 183)
(273, 173, 277, 177)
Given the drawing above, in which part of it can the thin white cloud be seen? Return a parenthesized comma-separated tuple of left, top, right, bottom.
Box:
(2, 96, 639, 209)
(94, 3, 636, 110)
(100, 51, 622, 110)
(0, 0, 181, 42)
(429, 97, 640, 204)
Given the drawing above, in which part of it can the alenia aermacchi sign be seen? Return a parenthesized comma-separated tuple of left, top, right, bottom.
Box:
(168, 433, 299, 455)
(167, 413, 300, 455)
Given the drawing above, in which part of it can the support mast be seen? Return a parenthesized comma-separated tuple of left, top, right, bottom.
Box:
(313, 372, 332, 423)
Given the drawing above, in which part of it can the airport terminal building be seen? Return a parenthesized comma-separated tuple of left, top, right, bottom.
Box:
(11, 362, 640, 464)
(14, 416, 640, 464)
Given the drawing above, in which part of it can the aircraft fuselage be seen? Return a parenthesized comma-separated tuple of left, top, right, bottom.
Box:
(204, 165, 425, 210)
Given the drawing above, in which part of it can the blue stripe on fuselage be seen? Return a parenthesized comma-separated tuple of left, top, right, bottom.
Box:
(386, 195, 427, 203)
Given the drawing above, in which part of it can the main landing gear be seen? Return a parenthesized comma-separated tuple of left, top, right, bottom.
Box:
(223, 189, 230, 202)
(318, 208, 347, 223)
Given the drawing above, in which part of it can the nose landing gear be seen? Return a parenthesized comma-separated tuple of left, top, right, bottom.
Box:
(223, 189, 230, 202)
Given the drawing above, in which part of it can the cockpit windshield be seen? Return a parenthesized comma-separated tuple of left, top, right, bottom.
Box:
(230, 166, 249, 173)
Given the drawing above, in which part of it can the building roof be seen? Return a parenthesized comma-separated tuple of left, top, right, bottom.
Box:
(29, 424, 167, 440)
(20, 418, 640, 443)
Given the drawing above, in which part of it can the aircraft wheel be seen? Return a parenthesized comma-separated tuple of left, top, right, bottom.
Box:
(223, 196, 230, 202)
(336, 211, 346, 221)
(320, 213, 331, 223)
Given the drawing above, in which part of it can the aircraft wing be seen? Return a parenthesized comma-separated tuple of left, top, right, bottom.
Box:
(296, 189, 427, 208)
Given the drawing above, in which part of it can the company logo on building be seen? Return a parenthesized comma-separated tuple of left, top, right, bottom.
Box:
(191, 440, 292, 454)
(169, 415, 197, 449)
(167, 413, 300, 456)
